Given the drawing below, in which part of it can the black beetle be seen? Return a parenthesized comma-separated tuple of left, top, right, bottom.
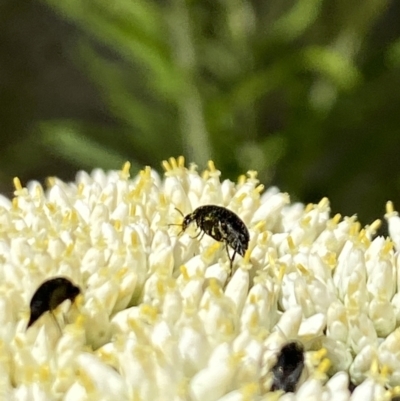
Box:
(271, 341, 305, 393)
(27, 277, 81, 330)
(172, 204, 249, 267)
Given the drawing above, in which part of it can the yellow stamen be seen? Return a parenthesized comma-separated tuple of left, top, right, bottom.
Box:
(180, 265, 190, 281)
(13, 177, 23, 192)
(301, 216, 311, 228)
(237, 174, 246, 185)
(318, 197, 329, 208)
(297, 263, 309, 276)
(254, 221, 266, 232)
(368, 219, 382, 233)
(131, 232, 139, 247)
(386, 200, 396, 215)
(244, 248, 251, 264)
(382, 239, 394, 256)
(161, 160, 171, 172)
(177, 155, 185, 167)
(207, 160, 216, 172)
(278, 263, 286, 282)
(332, 213, 341, 224)
(120, 161, 131, 179)
(305, 203, 314, 212)
(287, 236, 296, 252)
(241, 382, 259, 399)
(255, 184, 264, 194)
(140, 304, 158, 324)
(46, 176, 56, 188)
(169, 157, 178, 170)
(208, 278, 222, 297)
(39, 364, 50, 382)
(317, 358, 331, 374)
(77, 183, 84, 196)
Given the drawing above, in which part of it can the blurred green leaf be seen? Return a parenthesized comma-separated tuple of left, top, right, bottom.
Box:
(39, 121, 135, 171)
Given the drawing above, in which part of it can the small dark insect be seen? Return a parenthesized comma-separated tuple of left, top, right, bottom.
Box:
(170, 205, 249, 267)
(271, 341, 305, 393)
(27, 277, 81, 330)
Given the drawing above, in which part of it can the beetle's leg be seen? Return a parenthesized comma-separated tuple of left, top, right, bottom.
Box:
(50, 311, 62, 334)
(190, 229, 204, 240)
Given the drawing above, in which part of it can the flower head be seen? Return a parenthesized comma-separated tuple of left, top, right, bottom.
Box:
(0, 157, 399, 400)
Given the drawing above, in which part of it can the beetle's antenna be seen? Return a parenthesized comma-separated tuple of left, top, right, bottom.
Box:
(167, 207, 186, 229)
(174, 207, 185, 217)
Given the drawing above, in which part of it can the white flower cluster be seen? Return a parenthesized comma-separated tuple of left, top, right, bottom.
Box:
(1, 156, 400, 401)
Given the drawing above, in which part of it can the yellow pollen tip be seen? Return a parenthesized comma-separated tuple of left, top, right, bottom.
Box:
(65, 243, 74, 256)
(369, 219, 382, 232)
(268, 253, 276, 267)
(39, 364, 50, 381)
(249, 294, 257, 304)
(382, 240, 394, 255)
(207, 160, 216, 172)
(75, 313, 86, 327)
(208, 278, 222, 297)
(46, 176, 56, 187)
(254, 220, 266, 232)
(117, 267, 128, 278)
(204, 242, 221, 258)
(390, 386, 400, 397)
(237, 193, 246, 203)
(229, 350, 245, 367)
(74, 294, 84, 308)
(386, 201, 395, 215)
(278, 264, 286, 282)
(237, 174, 246, 185)
(349, 222, 361, 236)
(297, 263, 309, 275)
(244, 248, 251, 263)
(370, 356, 379, 375)
(305, 203, 314, 212)
(129, 204, 136, 217)
(177, 155, 185, 167)
(318, 197, 329, 208)
(121, 161, 131, 178)
(317, 358, 331, 374)
(332, 213, 341, 224)
(130, 232, 139, 247)
(114, 220, 122, 231)
(287, 236, 296, 252)
(169, 157, 178, 169)
(13, 177, 23, 192)
(314, 347, 327, 361)
(241, 382, 259, 398)
(78, 367, 96, 393)
(161, 160, 171, 172)
(180, 265, 190, 280)
(140, 304, 158, 322)
(255, 184, 264, 193)
(301, 216, 311, 227)
(380, 364, 391, 378)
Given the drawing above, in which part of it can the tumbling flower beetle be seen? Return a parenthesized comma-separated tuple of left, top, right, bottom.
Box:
(271, 341, 305, 393)
(171, 205, 249, 267)
(26, 277, 81, 330)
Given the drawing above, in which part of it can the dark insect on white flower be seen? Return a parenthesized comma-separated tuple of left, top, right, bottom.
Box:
(27, 277, 81, 330)
(271, 341, 305, 393)
(171, 205, 249, 267)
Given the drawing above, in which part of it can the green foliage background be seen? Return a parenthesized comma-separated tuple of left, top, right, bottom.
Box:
(1, 0, 400, 224)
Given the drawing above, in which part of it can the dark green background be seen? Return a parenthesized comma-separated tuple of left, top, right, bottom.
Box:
(1, 0, 400, 227)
